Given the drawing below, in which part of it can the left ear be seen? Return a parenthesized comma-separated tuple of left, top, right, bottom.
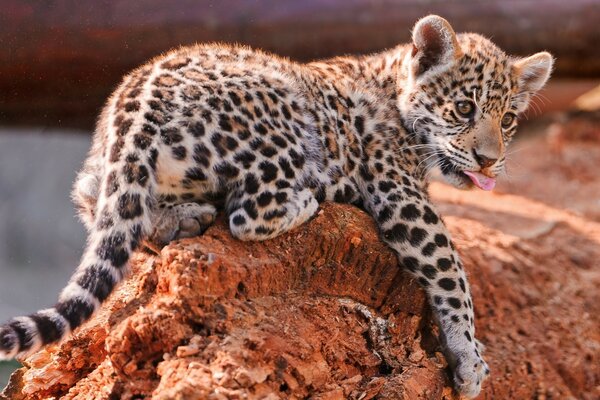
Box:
(513, 52, 554, 93)
(410, 15, 463, 79)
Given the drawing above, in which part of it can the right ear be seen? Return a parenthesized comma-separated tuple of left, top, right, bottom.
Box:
(410, 15, 462, 78)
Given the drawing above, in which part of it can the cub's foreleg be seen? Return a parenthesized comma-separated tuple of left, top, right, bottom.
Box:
(360, 171, 489, 398)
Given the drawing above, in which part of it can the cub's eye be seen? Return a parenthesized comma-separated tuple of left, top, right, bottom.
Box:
(501, 112, 516, 128)
(455, 100, 475, 117)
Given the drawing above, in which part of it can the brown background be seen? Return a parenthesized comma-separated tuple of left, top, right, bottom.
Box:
(1, 0, 599, 127)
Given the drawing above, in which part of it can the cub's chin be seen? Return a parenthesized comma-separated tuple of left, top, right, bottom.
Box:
(437, 156, 476, 190)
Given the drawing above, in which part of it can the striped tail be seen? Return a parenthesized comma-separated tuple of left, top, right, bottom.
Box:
(0, 146, 155, 359)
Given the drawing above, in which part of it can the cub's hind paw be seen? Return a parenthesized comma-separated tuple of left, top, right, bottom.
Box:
(148, 203, 217, 249)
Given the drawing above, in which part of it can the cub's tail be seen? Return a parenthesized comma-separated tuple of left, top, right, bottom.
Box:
(0, 146, 155, 359)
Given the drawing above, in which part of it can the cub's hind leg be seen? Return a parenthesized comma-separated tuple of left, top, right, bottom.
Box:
(228, 185, 318, 241)
(148, 202, 217, 248)
(72, 172, 101, 231)
(72, 170, 217, 248)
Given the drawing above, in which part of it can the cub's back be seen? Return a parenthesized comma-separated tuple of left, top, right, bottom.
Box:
(85, 44, 319, 207)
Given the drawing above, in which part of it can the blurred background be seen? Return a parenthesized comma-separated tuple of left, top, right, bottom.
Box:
(0, 0, 598, 388)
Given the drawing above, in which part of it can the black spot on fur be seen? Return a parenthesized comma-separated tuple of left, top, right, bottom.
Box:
(96, 232, 129, 267)
(438, 278, 456, 291)
(225, 136, 238, 151)
(232, 214, 246, 226)
(400, 204, 421, 221)
(117, 193, 143, 219)
(255, 225, 275, 236)
(288, 149, 305, 169)
(272, 135, 288, 148)
(264, 208, 287, 221)
(378, 180, 396, 193)
(418, 277, 430, 287)
(234, 150, 256, 168)
(9, 320, 34, 352)
(434, 234, 448, 247)
(96, 211, 114, 230)
(244, 174, 260, 194)
(257, 192, 273, 207)
(383, 223, 409, 243)
(421, 264, 437, 280)
(185, 167, 207, 181)
(459, 278, 466, 293)
(243, 199, 259, 219)
(260, 146, 278, 158)
(281, 104, 292, 120)
(161, 127, 183, 145)
(76, 264, 116, 302)
(117, 118, 133, 136)
(123, 163, 148, 187)
(30, 313, 63, 345)
(105, 171, 119, 197)
(228, 91, 242, 106)
(219, 114, 233, 131)
(214, 162, 240, 178)
(437, 258, 452, 271)
(188, 121, 205, 137)
(193, 144, 212, 167)
(134, 133, 153, 150)
(423, 206, 439, 224)
(377, 206, 393, 223)
(278, 158, 295, 179)
(56, 298, 95, 330)
(354, 115, 365, 134)
(421, 242, 436, 257)
(275, 192, 288, 204)
(409, 227, 427, 246)
(148, 148, 159, 170)
(110, 138, 125, 162)
(172, 145, 187, 160)
(124, 101, 140, 112)
(447, 297, 462, 309)
(259, 161, 278, 183)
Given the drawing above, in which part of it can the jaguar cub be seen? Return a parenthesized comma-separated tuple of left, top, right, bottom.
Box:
(0, 15, 552, 397)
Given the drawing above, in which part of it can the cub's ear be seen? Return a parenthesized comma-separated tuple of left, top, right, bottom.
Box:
(513, 52, 554, 93)
(410, 15, 462, 78)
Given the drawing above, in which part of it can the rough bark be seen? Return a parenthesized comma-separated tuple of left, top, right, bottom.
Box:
(2, 113, 600, 399)
(2, 203, 451, 400)
(2, 188, 600, 399)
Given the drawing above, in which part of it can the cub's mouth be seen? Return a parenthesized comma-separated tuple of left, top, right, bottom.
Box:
(439, 156, 497, 191)
(462, 170, 496, 191)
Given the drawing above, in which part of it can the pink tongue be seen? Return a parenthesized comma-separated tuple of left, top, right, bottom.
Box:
(463, 171, 496, 191)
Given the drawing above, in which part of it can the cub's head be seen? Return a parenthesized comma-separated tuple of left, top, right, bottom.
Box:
(398, 15, 553, 190)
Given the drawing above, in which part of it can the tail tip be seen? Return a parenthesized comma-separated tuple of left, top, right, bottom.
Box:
(0, 325, 18, 360)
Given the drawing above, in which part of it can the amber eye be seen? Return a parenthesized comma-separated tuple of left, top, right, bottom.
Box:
(501, 113, 516, 128)
(455, 100, 475, 117)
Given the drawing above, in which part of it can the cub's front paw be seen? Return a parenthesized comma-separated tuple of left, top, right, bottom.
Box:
(452, 347, 489, 398)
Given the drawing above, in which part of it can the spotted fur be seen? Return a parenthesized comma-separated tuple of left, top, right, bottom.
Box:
(0, 15, 552, 398)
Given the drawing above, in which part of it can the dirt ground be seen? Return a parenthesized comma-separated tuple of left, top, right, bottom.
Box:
(1, 112, 599, 399)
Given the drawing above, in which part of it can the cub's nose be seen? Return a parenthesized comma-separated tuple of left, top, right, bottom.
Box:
(472, 149, 498, 169)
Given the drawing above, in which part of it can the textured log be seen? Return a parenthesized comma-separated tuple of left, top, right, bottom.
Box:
(2, 183, 600, 398)
(2, 114, 600, 399)
(0, 203, 450, 400)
